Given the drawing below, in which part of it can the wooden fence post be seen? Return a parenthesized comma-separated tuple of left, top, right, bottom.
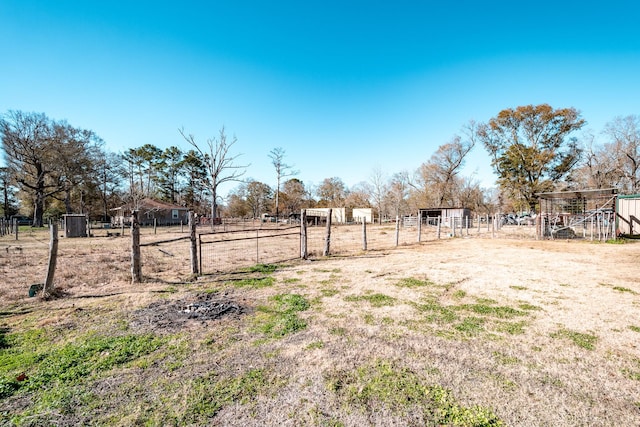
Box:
(131, 211, 142, 283)
(395, 216, 400, 246)
(362, 217, 368, 251)
(492, 213, 495, 238)
(42, 222, 58, 299)
(417, 212, 422, 242)
(437, 216, 441, 239)
(323, 208, 332, 256)
(189, 211, 198, 275)
(301, 209, 308, 259)
(14, 219, 18, 241)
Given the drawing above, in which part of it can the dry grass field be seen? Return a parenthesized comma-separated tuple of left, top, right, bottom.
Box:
(1, 226, 639, 426)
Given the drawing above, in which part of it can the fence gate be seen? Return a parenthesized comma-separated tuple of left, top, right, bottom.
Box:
(199, 227, 301, 274)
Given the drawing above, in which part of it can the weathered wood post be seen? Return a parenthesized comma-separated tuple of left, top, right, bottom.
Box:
(14, 218, 18, 241)
(42, 222, 59, 299)
(492, 213, 496, 238)
(153, 218, 157, 234)
(477, 215, 481, 233)
(465, 216, 469, 236)
(395, 216, 400, 246)
(300, 209, 308, 259)
(131, 211, 142, 283)
(189, 211, 198, 275)
(417, 212, 422, 242)
(486, 214, 490, 232)
(323, 208, 332, 256)
(362, 216, 368, 251)
(437, 216, 441, 239)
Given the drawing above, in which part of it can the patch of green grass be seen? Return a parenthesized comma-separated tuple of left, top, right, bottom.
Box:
(605, 238, 626, 244)
(229, 276, 275, 289)
(629, 325, 640, 333)
(326, 359, 503, 426)
(344, 293, 396, 307)
(454, 317, 485, 336)
(495, 320, 528, 335)
(612, 286, 637, 294)
(395, 277, 435, 288)
(518, 303, 542, 311)
(320, 288, 340, 297)
(550, 328, 598, 350)
(510, 285, 528, 291)
(460, 303, 526, 319)
(187, 368, 275, 420)
(242, 263, 281, 274)
(0, 330, 167, 401)
(254, 293, 310, 338)
(363, 313, 375, 325)
(412, 300, 458, 324)
(313, 268, 341, 273)
(306, 341, 324, 350)
(283, 277, 301, 284)
(452, 290, 467, 300)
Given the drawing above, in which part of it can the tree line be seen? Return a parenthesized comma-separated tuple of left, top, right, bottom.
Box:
(1, 105, 638, 226)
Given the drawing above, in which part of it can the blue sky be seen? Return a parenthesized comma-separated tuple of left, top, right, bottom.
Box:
(2, 1, 639, 198)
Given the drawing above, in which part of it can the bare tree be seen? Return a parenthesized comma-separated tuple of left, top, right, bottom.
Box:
(268, 147, 298, 219)
(180, 126, 248, 227)
(386, 171, 411, 219)
(369, 166, 389, 224)
(418, 135, 475, 207)
(603, 115, 640, 193)
(573, 131, 622, 190)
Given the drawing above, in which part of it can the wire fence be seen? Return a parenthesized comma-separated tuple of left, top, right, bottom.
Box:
(199, 226, 301, 274)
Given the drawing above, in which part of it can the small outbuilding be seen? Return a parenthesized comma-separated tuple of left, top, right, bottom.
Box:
(616, 194, 640, 238)
(418, 208, 471, 228)
(63, 214, 88, 238)
(111, 199, 189, 227)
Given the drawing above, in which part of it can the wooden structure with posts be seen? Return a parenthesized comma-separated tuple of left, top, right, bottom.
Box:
(536, 188, 618, 240)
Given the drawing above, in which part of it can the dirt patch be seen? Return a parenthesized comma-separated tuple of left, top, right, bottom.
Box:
(129, 291, 247, 334)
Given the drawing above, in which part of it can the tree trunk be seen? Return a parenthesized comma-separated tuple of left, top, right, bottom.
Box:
(323, 209, 332, 256)
(34, 184, 45, 227)
(189, 211, 198, 275)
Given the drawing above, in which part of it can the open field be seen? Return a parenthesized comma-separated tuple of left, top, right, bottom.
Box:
(1, 228, 640, 426)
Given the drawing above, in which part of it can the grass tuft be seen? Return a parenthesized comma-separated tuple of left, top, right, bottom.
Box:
(395, 277, 435, 288)
(550, 328, 598, 350)
(229, 276, 275, 289)
(187, 368, 274, 420)
(242, 263, 281, 274)
(254, 293, 310, 338)
(326, 359, 503, 426)
(345, 293, 397, 307)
